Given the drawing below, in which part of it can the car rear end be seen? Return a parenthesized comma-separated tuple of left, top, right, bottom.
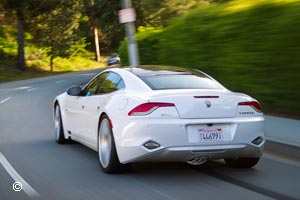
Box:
(116, 66, 264, 165)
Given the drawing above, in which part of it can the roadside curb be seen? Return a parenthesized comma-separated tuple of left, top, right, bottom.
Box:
(265, 115, 300, 148)
(264, 140, 300, 161)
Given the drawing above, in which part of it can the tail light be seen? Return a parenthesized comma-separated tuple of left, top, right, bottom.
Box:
(109, 119, 113, 128)
(238, 101, 262, 112)
(128, 103, 175, 116)
(194, 96, 219, 98)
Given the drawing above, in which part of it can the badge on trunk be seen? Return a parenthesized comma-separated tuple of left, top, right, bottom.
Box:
(205, 100, 211, 108)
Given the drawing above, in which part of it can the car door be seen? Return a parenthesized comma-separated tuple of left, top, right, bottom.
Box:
(79, 72, 125, 146)
(65, 72, 108, 144)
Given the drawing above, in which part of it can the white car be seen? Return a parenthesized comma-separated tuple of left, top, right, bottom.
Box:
(53, 65, 264, 173)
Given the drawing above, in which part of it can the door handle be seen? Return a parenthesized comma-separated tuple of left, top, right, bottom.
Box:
(81, 105, 85, 110)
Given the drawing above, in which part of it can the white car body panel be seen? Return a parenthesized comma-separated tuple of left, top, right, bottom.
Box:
(114, 116, 264, 163)
(54, 66, 265, 164)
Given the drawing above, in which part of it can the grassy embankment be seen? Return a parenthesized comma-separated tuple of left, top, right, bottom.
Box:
(119, 0, 300, 117)
(0, 25, 106, 83)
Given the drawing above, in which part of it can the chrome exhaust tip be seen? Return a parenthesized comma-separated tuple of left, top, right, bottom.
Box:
(187, 156, 209, 165)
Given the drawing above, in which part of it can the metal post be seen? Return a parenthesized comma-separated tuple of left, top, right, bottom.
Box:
(121, 0, 139, 66)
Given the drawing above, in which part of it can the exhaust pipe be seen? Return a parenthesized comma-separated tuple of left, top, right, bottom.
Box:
(187, 156, 209, 165)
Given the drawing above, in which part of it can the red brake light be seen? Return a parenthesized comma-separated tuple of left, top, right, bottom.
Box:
(128, 103, 175, 116)
(194, 96, 219, 98)
(109, 119, 113, 128)
(238, 101, 262, 112)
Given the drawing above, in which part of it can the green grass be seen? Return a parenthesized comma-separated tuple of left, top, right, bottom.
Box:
(119, 0, 300, 117)
(0, 56, 107, 83)
(0, 54, 107, 83)
(0, 67, 62, 83)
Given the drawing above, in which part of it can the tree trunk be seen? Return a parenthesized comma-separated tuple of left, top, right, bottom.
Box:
(50, 55, 54, 72)
(88, 0, 101, 62)
(16, 8, 26, 71)
(93, 22, 101, 62)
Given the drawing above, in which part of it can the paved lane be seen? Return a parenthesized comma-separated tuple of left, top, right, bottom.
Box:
(0, 69, 299, 200)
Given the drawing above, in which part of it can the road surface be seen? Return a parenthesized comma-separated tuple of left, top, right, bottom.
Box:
(0, 69, 299, 200)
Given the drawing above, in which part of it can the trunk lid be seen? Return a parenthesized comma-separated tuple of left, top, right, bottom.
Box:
(146, 90, 251, 119)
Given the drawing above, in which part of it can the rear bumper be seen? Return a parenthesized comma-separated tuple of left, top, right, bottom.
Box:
(127, 143, 264, 163)
(114, 116, 265, 163)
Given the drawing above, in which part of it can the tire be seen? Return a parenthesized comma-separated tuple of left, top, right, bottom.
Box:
(224, 157, 260, 168)
(54, 104, 67, 144)
(98, 115, 122, 173)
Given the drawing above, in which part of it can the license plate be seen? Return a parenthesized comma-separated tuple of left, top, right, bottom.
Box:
(198, 128, 223, 142)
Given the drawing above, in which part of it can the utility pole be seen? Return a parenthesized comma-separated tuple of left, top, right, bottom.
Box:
(120, 0, 139, 66)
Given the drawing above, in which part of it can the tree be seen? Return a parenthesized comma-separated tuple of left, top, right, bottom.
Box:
(35, 0, 83, 71)
(86, 0, 122, 52)
(1, 0, 27, 70)
(0, 0, 55, 70)
(134, 0, 210, 27)
(82, 0, 101, 62)
(84, 0, 210, 53)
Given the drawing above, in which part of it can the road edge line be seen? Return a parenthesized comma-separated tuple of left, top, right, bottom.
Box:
(0, 152, 40, 198)
(0, 97, 11, 104)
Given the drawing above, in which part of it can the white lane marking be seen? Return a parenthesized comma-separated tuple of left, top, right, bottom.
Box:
(263, 152, 300, 168)
(56, 80, 66, 84)
(0, 97, 11, 104)
(15, 86, 31, 91)
(0, 152, 39, 198)
(27, 87, 38, 92)
(0, 86, 31, 93)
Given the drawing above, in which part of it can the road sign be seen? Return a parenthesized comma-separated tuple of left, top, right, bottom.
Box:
(118, 8, 136, 24)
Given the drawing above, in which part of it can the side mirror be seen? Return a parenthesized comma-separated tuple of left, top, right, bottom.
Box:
(67, 86, 83, 96)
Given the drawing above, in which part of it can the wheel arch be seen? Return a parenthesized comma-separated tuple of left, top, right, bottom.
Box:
(53, 99, 68, 140)
(53, 100, 61, 123)
(53, 99, 62, 116)
(97, 112, 118, 155)
(53, 100, 59, 111)
(98, 112, 109, 131)
(97, 112, 108, 150)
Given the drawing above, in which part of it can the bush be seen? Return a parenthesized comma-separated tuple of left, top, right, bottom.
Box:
(119, 26, 163, 66)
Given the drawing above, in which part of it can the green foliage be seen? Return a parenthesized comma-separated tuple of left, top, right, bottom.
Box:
(135, 0, 210, 27)
(34, 0, 83, 66)
(52, 56, 105, 72)
(119, 0, 300, 117)
(118, 40, 128, 66)
(0, 19, 105, 82)
(0, 25, 17, 56)
(119, 26, 163, 66)
(81, 0, 210, 52)
(0, 53, 106, 83)
(82, 0, 123, 51)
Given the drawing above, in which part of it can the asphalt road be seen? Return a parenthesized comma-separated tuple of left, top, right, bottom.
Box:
(0, 69, 299, 200)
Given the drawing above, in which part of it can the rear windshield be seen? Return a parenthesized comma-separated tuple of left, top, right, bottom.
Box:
(140, 74, 222, 90)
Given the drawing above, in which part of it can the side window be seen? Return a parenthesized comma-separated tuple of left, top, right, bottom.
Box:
(117, 79, 125, 89)
(84, 72, 108, 96)
(97, 72, 125, 94)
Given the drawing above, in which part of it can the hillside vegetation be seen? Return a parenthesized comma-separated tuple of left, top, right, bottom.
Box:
(119, 0, 300, 117)
(0, 24, 106, 82)
(0, 0, 208, 82)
